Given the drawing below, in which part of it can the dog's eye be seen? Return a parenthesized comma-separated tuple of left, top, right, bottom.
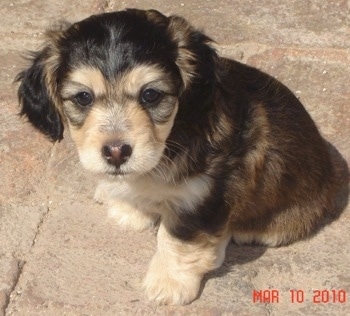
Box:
(74, 92, 94, 107)
(140, 89, 163, 106)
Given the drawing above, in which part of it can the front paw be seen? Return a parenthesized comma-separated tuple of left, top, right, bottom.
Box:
(143, 253, 202, 305)
(94, 181, 113, 203)
(108, 200, 159, 231)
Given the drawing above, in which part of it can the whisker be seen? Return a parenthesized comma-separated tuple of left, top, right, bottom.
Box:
(147, 138, 192, 184)
(166, 139, 197, 165)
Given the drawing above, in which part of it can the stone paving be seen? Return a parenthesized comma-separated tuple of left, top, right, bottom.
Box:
(1, 0, 349, 315)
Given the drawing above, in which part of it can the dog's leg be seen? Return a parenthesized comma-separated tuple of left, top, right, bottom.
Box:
(232, 198, 332, 247)
(94, 180, 118, 203)
(94, 180, 159, 231)
(107, 199, 159, 231)
(143, 222, 231, 305)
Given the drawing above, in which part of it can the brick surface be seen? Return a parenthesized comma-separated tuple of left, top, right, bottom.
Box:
(1, 0, 349, 315)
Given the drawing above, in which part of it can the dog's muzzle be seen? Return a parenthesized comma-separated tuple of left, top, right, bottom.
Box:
(102, 141, 132, 168)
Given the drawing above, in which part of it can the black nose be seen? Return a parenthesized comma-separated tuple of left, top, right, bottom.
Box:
(102, 142, 132, 168)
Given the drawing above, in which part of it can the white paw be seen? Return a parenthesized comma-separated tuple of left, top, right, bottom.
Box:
(94, 181, 114, 203)
(143, 253, 202, 305)
(108, 200, 159, 231)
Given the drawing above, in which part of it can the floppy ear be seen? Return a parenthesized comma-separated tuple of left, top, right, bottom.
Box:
(167, 15, 217, 89)
(16, 42, 64, 141)
(167, 15, 218, 118)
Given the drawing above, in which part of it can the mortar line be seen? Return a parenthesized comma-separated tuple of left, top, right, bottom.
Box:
(30, 142, 58, 248)
(4, 143, 57, 315)
(3, 260, 25, 316)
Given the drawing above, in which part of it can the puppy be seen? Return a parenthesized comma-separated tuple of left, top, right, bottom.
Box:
(16, 9, 336, 305)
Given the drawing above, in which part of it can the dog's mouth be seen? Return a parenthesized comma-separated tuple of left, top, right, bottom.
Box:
(106, 168, 130, 177)
(104, 162, 160, 180)
(105, 166, 142, 180)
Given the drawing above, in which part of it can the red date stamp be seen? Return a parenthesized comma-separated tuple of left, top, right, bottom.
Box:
(253, 289, 348, 304)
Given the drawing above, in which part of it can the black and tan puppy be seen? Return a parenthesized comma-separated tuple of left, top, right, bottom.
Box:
(16, 9, 336, 305)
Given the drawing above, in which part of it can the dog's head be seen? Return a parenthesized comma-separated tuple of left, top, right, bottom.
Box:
(16, 9, 217, 177)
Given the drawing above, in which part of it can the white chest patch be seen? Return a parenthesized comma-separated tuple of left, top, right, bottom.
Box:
(100, 174, 213, 216)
